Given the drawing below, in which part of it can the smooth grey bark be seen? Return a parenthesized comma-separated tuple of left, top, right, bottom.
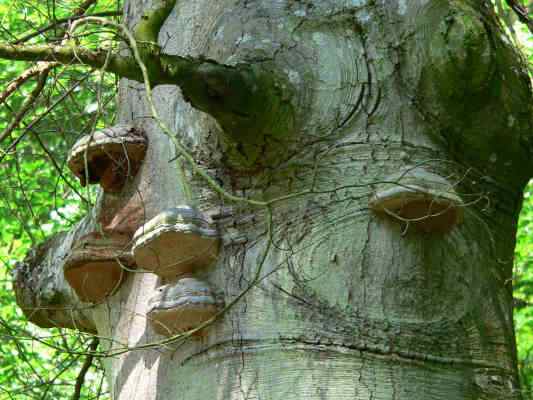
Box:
(13, 0, 533, 399)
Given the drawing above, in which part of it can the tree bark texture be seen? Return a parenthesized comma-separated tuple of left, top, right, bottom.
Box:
(13, 0, 533, 399)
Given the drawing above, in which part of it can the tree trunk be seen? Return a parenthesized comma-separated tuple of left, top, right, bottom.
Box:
(13, 0, 533, 399)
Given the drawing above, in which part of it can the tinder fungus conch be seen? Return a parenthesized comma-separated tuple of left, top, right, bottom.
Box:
(64, 233, 134, 303)
(369, 168, 464, 233)
(67, 125, 147, 193)
(132, 206, 220, 279)
(148, 277, 219, 336)
(13, 234, 96, 333)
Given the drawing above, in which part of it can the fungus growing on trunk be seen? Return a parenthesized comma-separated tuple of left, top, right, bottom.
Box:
(64, 233, 134, 303)
(67, 125, 147, 193)
(369, 168, 464, 233)
(12, 232, 96, 333)
(148, 277, 219, 337)
(132, 206, 220, 279)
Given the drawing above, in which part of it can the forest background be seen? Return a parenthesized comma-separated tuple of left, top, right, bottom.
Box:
(0, 0, 531, 399)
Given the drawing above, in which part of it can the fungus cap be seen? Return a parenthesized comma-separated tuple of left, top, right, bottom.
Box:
(132, 206, 220, 279)
(148, 277, 219, 337)
(369, 168, 464, 233)
(13, 235, 96, 333)
(67, 125, 147, 192)
(64, 233, 133, 303)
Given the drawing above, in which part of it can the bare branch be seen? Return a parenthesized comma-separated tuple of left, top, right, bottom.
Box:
(0, 0, 116, 148)
(12, 11, 121, 45)
(28, 126, 90, 204)
(70, 338, 99, 400)
(0, 62, 56, 105)
(0, 74, 89, 164)
(0, 43, 143, 81)
(505, 0, 533, 33)
(72, 0, 99, 16)
(0, 71, 49, 144)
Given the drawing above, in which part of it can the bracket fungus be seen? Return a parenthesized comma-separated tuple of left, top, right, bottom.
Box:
(67, 125, 147, 193)
(64, 233, 134, 303)
(369, 168, 464, 233)
(148, 277, 219, 337)
(13, 233, 96, 333)
(132, 206, 220, 279)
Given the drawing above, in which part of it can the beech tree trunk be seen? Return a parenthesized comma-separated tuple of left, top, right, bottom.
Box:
(12, 0, 533, 399)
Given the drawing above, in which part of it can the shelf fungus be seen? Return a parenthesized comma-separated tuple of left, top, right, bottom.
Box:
(148, 277, 219, 337)
(67, 125, 147, 192)
(64, 233, 134, 303)
(132, 206, 220, 279)
(369, 168, 464, 233)
(13, 232, 96, 333)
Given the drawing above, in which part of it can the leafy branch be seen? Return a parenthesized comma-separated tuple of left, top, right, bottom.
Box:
(0, 0, 101, 145)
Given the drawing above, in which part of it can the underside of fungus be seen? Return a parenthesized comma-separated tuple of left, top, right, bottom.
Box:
(132, 206, 220, 279)
(67, 125, 147, 193)
(148, 277, 219, 337)
(64, 233, 134, 303)
(12, 232, 96, 333)
(369, 168, 464, 233)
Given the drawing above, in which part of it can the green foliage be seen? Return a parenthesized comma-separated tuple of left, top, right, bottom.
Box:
(515, 183, 533, 397)
(0, 1, 119, 399)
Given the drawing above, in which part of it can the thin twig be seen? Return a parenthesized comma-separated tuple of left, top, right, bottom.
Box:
(70, 338, 99, 400)
(12, 12, 120, 45)
(505, 0, 533, 33)
(0, 62, 56, 106)
(0, 74, 89, 163)
(0, 0, 107, 144)
(28, 127, 89, 203)
(0, 71, 49, 144)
